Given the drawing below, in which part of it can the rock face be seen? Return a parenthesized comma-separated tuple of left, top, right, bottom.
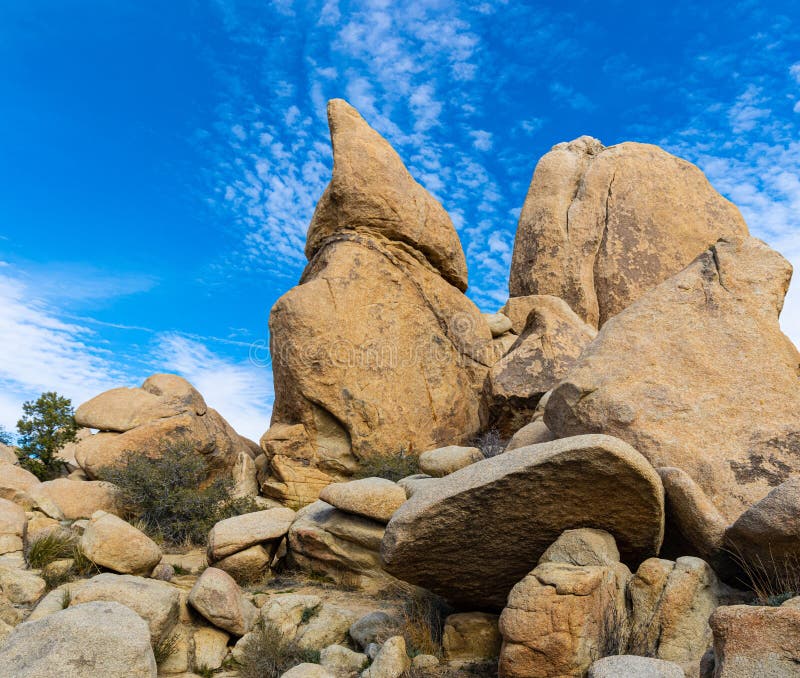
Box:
(80, 510, 162, 576)
(545, 237, 799, 525)
(0, 601, 157, 677)
(709, 605, 800, 677)
(31, 478, 119, 520)
(188, 567, 257, 636)
(443, 612, 502, 661)
(499, 559, 631, 677)
(0, 499, 26, 558)
(381, 435, 664, 608)
(264, 99, 494, 504)
(588, 655, 684, 677)
(72, 374, 254, 489)
(487, 295, 596, 434)
(509, 136, 748, 327)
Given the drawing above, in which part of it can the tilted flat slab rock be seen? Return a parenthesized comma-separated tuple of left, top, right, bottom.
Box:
(306, 99, 468, 291)
(75, 387, 182, 432)
(545, 237, 800, 524)
(509, 136, 748, 327)
(0, 601, 157, 678)
(381, 434, 664, 609)
(319, 477, 407, 523)
(207, 507, 296, 561)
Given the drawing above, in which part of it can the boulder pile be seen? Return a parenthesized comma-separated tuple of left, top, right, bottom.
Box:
(2, 99, 800, 677)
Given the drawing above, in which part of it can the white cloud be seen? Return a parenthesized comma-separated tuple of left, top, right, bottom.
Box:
(470, 129, 493, 151)
(790, 62, 800, 84)
(154, 334, 273, 441)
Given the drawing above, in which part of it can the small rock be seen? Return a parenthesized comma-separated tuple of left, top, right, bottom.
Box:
(80, 510, 162, 575)
(0, 564, 46, 604)
(319, 478, 406, 524)
(396, 474, 436, 498)
(0, 601, 157, 677)
(588, 655, 685, 677)
(193, 625, 230, 671)
(349, 610, 403, 648)
(296, 605, 359, 650)
(361, 635, 410, 678)
(483, 312, 513, 337)
(260, 593, 322, 638)
(443, 611, 501, 661)
(188, 567, 257, 636)
(320, 644, 369, 675)
(207, 507, 296, 561)
(215, 544, 271, 584)
(0, 498, 26, 556)
(281, 664, 336, 678)
(411, 654, 439, 670)
(418, 446, 484, 477)
(539, 528, 620, 567)
(505, 420, 556, 451)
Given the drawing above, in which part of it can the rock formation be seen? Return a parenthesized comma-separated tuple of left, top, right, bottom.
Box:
(381, 435, 664, 608)
(509, 136, 748, 327)
(546, 237, 799, 529)
(263, 99, 494, 504)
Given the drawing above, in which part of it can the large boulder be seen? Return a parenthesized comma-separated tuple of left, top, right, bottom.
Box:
(188, 567, 258, 636)
(381, 435, 664, 608)
(72, 374, 253, 488)
(499, 559, 631, 677)
(509, 136, 748, 327)
(487, 295, 596, 435)
(30, 478, 120, 520)
(545, 237, 800, 525)
(207, 507, 296, 561)
(79, 510, 162, 575)
(264, 99, 494, 504)
(0, 499, 26, 557)
(709, 605, 800, 676)
(69, 573, 180, 643)
(0, 601, 157, 677)
(319, 478, 407, 523)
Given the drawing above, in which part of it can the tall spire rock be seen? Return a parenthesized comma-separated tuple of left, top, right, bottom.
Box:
(509, 137, 749, 327)
(306, 99, 469, 292)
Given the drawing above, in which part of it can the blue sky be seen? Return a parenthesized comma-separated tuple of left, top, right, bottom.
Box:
(1, 0, 799, 440)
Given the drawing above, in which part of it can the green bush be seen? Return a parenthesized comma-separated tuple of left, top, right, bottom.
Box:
(25, 531, 75, 569)
(100, 438, 256, 546)
(351, 449, 419, 482)
(16, 392, 78, 479)
(235, 619, 320, 678)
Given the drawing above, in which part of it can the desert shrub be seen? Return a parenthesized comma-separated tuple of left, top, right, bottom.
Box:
(153, 632, 181, 665)
(100, 438, 257, 546)
(15, 392, 78, 479)
(25, 531, 75, 569)
(71, 543, 100, 577)
(384, 581, 452, 657)
(472, 429, 505, 458)
(727, 546, 800, 606)
(351, 449, 419, 482)
(235, 619, 320, 678)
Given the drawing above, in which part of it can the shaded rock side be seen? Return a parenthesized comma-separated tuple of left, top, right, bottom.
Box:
(487, 294, 596, 435)
(381, 434, 664, 609)
(546, 236, 799, 523)
(509, 136, 748, 327)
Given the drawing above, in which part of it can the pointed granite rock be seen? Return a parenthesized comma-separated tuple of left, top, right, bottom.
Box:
(509, 137, 748, 327)
(306, 98, 468, 291)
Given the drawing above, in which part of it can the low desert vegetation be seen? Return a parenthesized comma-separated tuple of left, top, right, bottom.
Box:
(384, 581, 452, 657)
(473, 428, 505, 458)
(100, 438, 259, 546)
(351, 447, 420, 482)
(234, 618, 320, 678)
(26, 531, 99, 589)
(153, 632, 181, 666)
(728, 546, 800, 606)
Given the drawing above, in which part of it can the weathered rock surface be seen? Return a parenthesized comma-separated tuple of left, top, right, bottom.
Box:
(193, 626, 230, 671)
(31, 478, 119, 519)
(72, 374, 252, 488)
(282, 664, 336, 678)
(628, 557, 718, 667)
(725, 476, 800, 569)
(0, 601, 157, 677)
(381, 435, 663, 608)
(588, 655, 685, 677)
(709, 605, 800, 677)
(319, 478, 406, 523)
(505, 419, 556, 451)
(260, 593, 322, 638)
(207, 507, 296, 561)
(321, 643, 369, 676)
(539, 528, 620, 567)
(545, 237, 799, 524)
(350, 610, 403, 648)
(80, 510, 162, 575)
(418, 445, 484, 477)
(0, 499, 26, 556)
(484, 312, 513, 337)
(69, 573, 180, 643)
(288, 501, 393, 590)
(188, 566, 257, 636)
(499, 559, 631, 677)
(443, 612, 502, 661)
(509, 136, 748, 327)
(0, 565, 46, 605)
(361, 635, 409, 678)
(488, 295, 596, 435)
(215, 544, 272, 583)
(265, 99, 494, 502)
